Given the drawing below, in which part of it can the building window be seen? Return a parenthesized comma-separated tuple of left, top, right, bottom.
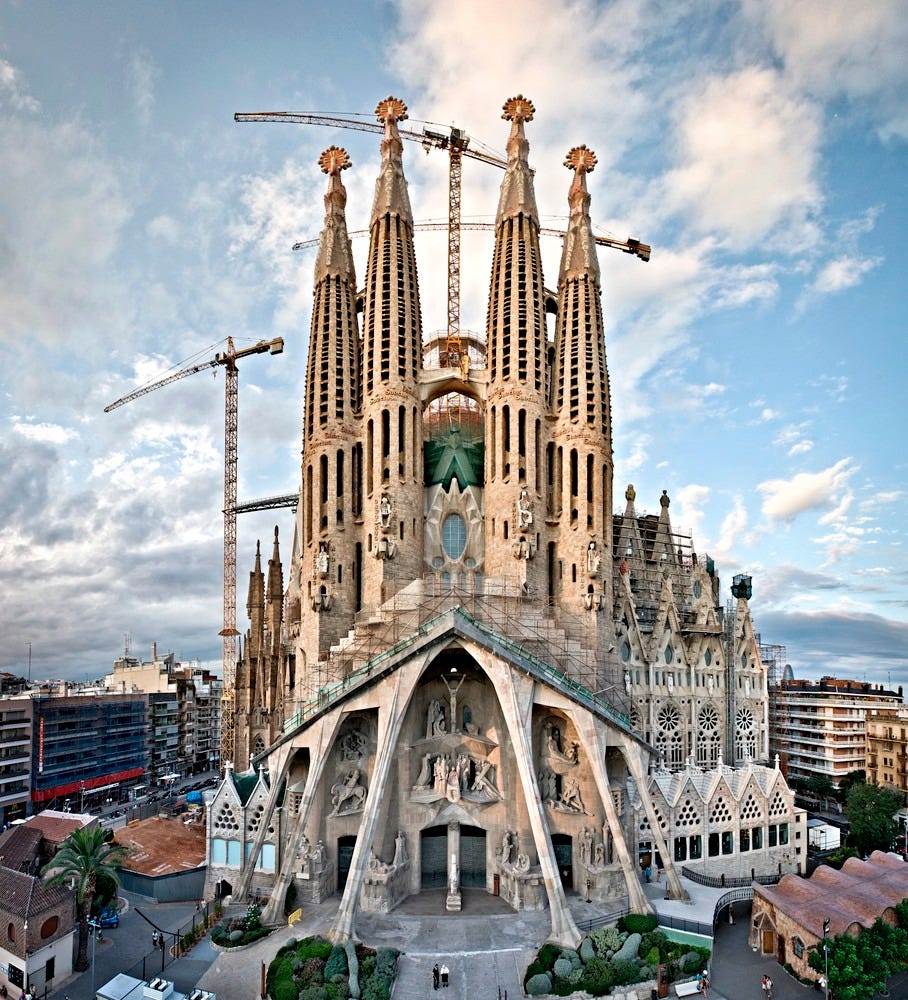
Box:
(740, 829, 751, 852)
(792, 937, 804, 959)
(689, 835, 702, 860)
(752, 826, 763, 850)
(722, 831, 734, 855)
(6, 922, 13, 942)
(708, 832, 720, 857)
(40, 916, 59, 939)
(674, 837, 687, 862)
(442, 514, 467, 559)
(779, 824, 789, 845)
(769, 825, 778, 847)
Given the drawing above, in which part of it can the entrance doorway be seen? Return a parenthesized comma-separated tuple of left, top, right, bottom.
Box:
(337, 835, 356, 892)
(552, 833, 573, 890)
(460, 826, 487, 888)
(421, 826, 448, 889)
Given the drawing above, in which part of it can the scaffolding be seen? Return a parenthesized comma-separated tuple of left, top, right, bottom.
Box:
(279, 578, 630, 742)
(760, 638, 788, 774)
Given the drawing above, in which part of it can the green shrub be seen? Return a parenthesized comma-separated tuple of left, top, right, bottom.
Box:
(303, 957, 327, 985)
(298, 937, 334, 961)
(589, 925, 623, 954)
(610, 959, 641, 986)
(526, 972, 553, 996)
(580, 957, 615, 997)
(553, 957, 573, 980)
(538, 942, 561, 969)
(375, 948, 398, 977)
(299, 988, 329, 1000)
(644, 946, 660, 966)
(272, 978, 298, 1000)
(211, 926, 228, 945)
(640, 930, 668, 960)
(619, 913, 658, 934)
(325, 945, 349, 980)
(361, 973, 391, 1000)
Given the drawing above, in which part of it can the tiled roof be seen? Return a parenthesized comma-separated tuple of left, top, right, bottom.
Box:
(0, 825, 43, 873)
(0, 866, 73, 918)
(24, 811, 88, 844)
(755, 851, 908, 938)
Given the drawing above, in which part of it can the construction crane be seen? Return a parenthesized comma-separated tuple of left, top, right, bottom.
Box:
(235, 108, 508, 372)
(105, 335, 285, 775)
(291, 220, 651, 261)
(236, 107, 650, 371)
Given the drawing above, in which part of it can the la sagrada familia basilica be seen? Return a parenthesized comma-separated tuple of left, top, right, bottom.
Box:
(204, 96, 800, 946)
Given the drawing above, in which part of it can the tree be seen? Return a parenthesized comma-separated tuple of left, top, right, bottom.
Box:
(806, 774, 836, 800)
(810, 933, 886, 1000)
(836, 769, 866, 804)
(845, 782, 903, 856)
(42, 825, 126, 971)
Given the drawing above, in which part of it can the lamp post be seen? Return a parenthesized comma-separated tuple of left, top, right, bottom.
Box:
(89, 917, 101, 997)
(80, 780, 86, 813)
(823, 916, 830, 1000)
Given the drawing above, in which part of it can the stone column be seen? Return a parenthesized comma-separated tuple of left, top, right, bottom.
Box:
(621, 738, 689, 902)
(484, 652, 581, 948)
(330, 654, 427, 944)
(568, 706, 651, 915)
(260, 713, 343, 924)
(446, 821, 461, 911)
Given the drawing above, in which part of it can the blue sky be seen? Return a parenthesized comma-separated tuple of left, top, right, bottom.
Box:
(0, 0, 905, 684)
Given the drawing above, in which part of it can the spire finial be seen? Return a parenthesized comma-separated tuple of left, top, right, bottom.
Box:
(502, 95, 535, 124)
(564, 144, 597, 179)
(375, 96, 408, 126)
(319, 145, 351, 177)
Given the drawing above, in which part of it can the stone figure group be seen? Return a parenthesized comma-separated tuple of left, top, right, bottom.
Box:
(330, 769, 367, 815)
(413, 750, 501, 802)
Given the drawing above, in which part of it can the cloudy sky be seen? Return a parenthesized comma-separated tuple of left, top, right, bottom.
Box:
(1, 0, 906, 685)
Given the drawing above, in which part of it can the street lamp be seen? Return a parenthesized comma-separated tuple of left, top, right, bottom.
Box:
(80, 780, 86, 813)
(823, 916, 830, 1000)
(89, 917, 102, 997)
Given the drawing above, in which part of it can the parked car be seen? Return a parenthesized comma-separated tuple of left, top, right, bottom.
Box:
(97, 907, 119, 928)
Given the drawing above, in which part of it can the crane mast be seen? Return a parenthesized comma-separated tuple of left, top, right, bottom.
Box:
(105, 335, 284, 775)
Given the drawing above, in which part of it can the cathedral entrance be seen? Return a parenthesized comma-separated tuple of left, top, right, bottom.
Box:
(420, 826, 448, 889)
(337, 835, 356, 893)
(460, 826, 487, 888)
(552, 833, 573, 891)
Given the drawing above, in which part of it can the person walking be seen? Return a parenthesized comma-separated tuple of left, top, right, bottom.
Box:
(441, 962, 450, 988)
(761, 974, 773, 999)
(433, 963, 440, 990)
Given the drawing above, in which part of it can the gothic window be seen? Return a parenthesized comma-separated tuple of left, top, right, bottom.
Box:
(620, 641, 631, 663)
(657, 704, 680, 731)
(704, 648, 712, 666)
(697, 705, 722, 767)
(253, 736, 266, 756)
(735, 707, 757, 760)
(664, 644, 673, 664)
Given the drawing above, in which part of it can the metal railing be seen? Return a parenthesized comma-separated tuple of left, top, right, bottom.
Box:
(681, 866, 781, 889)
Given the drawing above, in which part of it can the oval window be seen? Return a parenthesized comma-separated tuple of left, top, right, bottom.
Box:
(664, 645, 673, 664)
(704, 649, 712, 666)
(693, 580, 702, 598)
(620, 642, 631, 663)
(442, 514, 467, 559)
(41, 915, 59, 939)
(740, 652, 748, 669)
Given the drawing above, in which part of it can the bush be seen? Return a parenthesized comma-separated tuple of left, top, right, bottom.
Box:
(619, 913, 658, 934)
(553, 957, 573, 980)
(526, 972, 553, 996)
(579, 936, 596, 963)
(580, 957, 614, 997)
(361, 973, 392, 1000)
(644, 946, 660, 966)
(375, 948, 398, 977)
(538, 942, 561, 969)
(299, 988, 329, 1000)
(303, 957, 326, 985)
(610, 959, 641, 986)
(589, 925, 623, 954)
(298, 937, 334, 961)
(325, 945, 349, 980)
(272, 979, 299, 1000)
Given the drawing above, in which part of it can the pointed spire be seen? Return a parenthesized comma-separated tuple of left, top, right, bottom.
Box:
(370, 96, 413, 225)
(496, 95, 539, 223)
(267, 525, 283, 603)
(314, 145, 355, 285)
(246, 539, 264, 617)
(559, 145, 601, 286)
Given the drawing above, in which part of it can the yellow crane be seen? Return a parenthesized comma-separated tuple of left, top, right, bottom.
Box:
(105, 335, 285, 775)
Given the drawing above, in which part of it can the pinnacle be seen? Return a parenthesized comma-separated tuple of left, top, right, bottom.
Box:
(501, 95, 535, 123)
(564, 144, 597, 175)
(319, 145, 351, 176)
(375, 96, 408, 124)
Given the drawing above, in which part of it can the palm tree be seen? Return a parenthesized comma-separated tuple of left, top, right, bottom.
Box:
(42, 825, 126, 971)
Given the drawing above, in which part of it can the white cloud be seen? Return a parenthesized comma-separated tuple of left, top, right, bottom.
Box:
(663, 67, 822, 248)
(0, 59, 40, 112)
(787, 439, 813, 456)
(11, 420, 79, 445)
(758, 457, 858, 524)
(810, 255, 882, 295)
(714, 495, 749, 561)
(747, 0, 908, 141)
(128, 51, 160, 126)
(147, 215, 181, 244)
(675, 484, 710, 545)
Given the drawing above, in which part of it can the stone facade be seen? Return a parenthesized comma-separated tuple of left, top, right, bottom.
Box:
(212, 94, 783, 947)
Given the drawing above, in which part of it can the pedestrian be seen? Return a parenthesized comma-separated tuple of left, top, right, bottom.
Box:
(761, 974, 773, 999)
(433, 963, 440, 990)
(441, 962, 449, 988)
(701, 973, 710, 997)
